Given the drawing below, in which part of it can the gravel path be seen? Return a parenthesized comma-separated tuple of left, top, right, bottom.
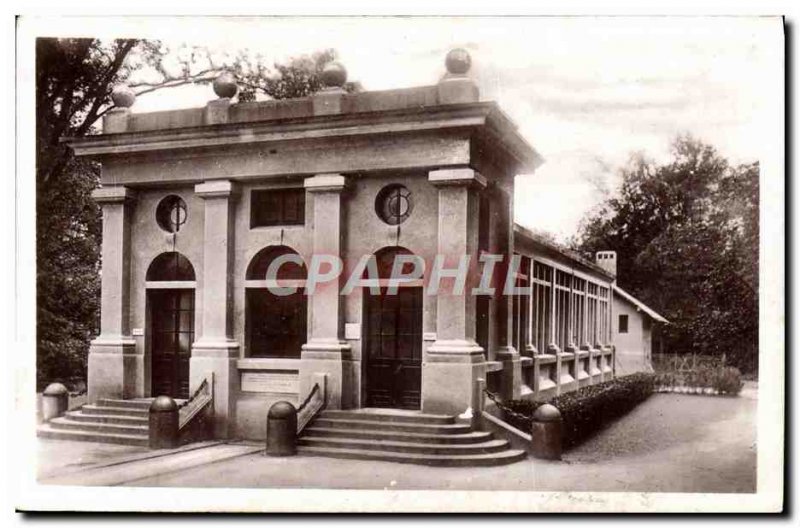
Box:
(567, 384, 757, 463)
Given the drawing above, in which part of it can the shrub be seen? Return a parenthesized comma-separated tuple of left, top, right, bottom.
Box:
(712, 366, 744, 395)
(655, 371, 676, 390)
(504, 373, 657, 449)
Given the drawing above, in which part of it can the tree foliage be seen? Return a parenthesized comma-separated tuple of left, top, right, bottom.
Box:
(573, 136, 759, 373)
(36, 38, 341, 389)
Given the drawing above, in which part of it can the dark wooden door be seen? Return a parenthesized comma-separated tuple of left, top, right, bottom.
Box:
(364, 287, 423, 409)
(150, 289, 194, 399)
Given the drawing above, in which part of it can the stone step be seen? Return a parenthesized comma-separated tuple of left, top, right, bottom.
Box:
(297, 445, 528, 467)
(319, 410, 455, 425)
(311, 418, 472, 435)
(304, 426, 493, 445)
(97, 398, 154, 410)
(81, 404, 149, 417)
(49, 416, 148, 435)
(37, 424, 149, 447)
(299, 436, 510, 455)
(65, 410, 148, 426)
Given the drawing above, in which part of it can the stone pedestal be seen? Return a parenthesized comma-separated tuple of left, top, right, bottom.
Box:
(437, 76, 480, 104)
(496, 346, 522, 401)
(102, 107, 130, 134)
(300, 174, 350, 409)
(312, 87, 346, 116)
(192, 180, 240, 438)
(299, 340, 349, 410)
(88, 186, 140, 402)
(424, 339, 486, 415)
(534, 352, 558, 400)
(88, 338, 139, 402)
(204, 98, 231, 125)
(555, 343, 578, 395)
(590, 344, 603, 383)
(189, 342, 238, 437)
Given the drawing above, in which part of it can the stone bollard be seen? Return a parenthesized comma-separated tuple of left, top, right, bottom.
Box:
(41, 383, 69, 422)
(266, 401, 297, 456)
(149, 396, 179, 449)
(530, 403, 563, 460)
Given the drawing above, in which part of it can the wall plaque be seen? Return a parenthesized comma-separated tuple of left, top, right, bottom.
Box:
(241, 371, 299, 394)
(345, 323, 361, 340)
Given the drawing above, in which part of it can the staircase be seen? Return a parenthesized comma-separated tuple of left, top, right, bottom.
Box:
(298, 409, 527, 466)
(37, 398, 161, 447)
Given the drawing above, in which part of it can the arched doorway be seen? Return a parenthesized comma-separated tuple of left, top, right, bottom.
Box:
(245, 246, 307, 358)
(363, 247, 423, 409)
(146, 252, 196, 399)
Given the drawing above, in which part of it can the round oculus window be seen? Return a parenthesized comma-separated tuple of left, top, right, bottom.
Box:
(375, 184, 413, 225)
(156, 195, 187, 233)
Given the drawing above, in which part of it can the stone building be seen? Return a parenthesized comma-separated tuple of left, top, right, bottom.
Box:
(612, 287, 669, 376)
(592, 250, 669, 376)
(46, 50, 663, 458)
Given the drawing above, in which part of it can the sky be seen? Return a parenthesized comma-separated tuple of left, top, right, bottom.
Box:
(122, 16, 778, 241)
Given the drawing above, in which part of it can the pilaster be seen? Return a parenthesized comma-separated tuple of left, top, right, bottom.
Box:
(192, 179, 240, 438)
(300, 174, 351, 409)
(88, 186, 139, 402)
(423, 168, 489, 414)
(493, 177, 522, 401)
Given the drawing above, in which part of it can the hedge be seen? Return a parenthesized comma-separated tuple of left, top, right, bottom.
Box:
(655, 365, 744, 395)
(504, 373, 657, 449)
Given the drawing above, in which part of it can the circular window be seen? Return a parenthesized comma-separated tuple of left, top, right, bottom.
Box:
(375, 184, 413, 225)
(156, 195, 187, 233)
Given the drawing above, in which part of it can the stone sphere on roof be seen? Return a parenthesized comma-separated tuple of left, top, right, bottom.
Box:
(533, 403, 562, 423)
(213, 71, 238, 99)
(320, 61, 347, 88)
(43, 382, 68, 396)
(110, 84, 136, 108)
(445, 48, 472, 75)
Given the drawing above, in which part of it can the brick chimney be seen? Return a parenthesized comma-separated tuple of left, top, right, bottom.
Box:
(595, 251, 617, 277)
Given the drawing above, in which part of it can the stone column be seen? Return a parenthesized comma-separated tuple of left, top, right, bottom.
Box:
(493, 182, 522, 401)
(590, 291, 602, 383)
(423, 168, 487, 415)
(524, 261, 536, 391)
(526, 262, 536, 356)
(582, 283, 591, 350)
(192, 180, 239, 438)
(550, 271, 571, 396)
(300, 174, 351, 409)
(88, 186, 138, 402)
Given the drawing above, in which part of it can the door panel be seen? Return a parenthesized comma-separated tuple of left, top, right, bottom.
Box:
(364, 287, 422, 409)
(150, 289, 194, 399)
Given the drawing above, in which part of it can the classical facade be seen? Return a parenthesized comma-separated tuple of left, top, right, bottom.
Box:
(63, 50, 660, 442)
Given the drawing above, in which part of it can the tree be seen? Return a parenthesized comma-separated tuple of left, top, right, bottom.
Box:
(572, 136, 759, 373)
(36, 38, 343, 389)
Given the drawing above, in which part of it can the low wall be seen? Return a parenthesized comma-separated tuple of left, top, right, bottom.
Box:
(519, 346, 615, 402)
